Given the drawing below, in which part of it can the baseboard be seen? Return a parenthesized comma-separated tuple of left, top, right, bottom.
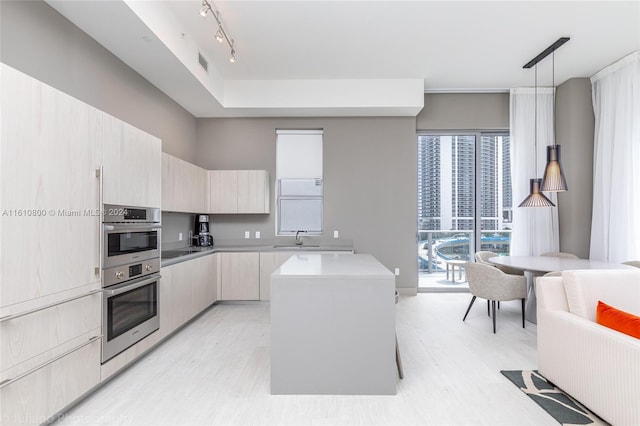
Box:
(396, 287, 417, 296)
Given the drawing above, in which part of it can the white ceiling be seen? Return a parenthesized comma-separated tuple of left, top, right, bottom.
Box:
(47, 1, 640, 117)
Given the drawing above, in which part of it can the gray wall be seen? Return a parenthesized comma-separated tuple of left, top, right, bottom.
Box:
(417, 93, 510, 130)
(196, 117, 418, 289)
(555, 78, 594, 258)
(0, 0, 198, 163)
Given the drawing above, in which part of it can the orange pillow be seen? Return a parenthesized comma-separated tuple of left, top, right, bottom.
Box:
(596, 301, 640, 339)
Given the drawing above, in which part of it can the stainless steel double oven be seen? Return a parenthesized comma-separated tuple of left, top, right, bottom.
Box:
(102, 204, 161, 363)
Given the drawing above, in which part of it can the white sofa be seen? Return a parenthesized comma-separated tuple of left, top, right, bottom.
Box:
(537, 269, 640, 426)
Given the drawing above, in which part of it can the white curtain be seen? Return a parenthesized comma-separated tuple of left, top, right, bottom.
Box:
(509, 87, 560, 256)
(590, 51, 640, 263)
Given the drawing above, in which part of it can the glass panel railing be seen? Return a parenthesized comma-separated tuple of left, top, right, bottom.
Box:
(418, 229, 512, 273)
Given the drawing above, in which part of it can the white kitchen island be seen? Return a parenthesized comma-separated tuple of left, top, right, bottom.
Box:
(270, 253, 396, 395)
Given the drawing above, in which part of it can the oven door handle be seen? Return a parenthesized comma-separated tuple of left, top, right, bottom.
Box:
(103, 224, 162, 231)
(104, 274, 161, 297)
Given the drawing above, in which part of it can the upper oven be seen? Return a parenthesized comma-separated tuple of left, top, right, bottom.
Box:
(103, 204, 161, 269)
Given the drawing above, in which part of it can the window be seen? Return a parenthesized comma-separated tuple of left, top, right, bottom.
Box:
(417, 131, 512, 276)
(276, 129, 323, 235)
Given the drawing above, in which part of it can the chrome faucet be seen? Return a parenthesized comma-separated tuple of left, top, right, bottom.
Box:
(295, 230, 307, 245)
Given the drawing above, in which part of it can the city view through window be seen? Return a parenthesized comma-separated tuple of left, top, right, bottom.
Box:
(418, 133, 512, 275)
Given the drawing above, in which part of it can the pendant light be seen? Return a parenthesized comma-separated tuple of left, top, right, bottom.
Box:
(541, 51, 568, 192)
(519, 63, 555, 208)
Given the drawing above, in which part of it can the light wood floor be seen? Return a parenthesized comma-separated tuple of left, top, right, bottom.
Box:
(57, 294, 556, 426)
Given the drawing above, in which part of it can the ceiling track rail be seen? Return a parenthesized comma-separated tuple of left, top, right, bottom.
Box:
(523, 37, 570, 69)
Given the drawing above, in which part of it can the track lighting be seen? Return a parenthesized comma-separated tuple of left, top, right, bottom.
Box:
(199, 0, 211, 17)
(198, 0, 237, 63)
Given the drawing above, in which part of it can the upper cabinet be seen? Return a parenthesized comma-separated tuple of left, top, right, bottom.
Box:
(208, 170, 270, 214)
(0, 64, 102, 308)
(103, 115, 161, 208)
(162, 153, 207, 213)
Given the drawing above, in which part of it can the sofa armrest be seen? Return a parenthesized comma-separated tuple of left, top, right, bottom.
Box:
(538, 309, 640, 425)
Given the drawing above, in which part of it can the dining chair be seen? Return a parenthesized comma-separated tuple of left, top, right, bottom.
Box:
(540, 252, 579, 259)
(622, 260, 640, 268)
(474, 251, 524, 276)
(463, 262, 527, 333)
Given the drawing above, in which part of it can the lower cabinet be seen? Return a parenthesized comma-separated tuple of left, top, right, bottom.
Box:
(159, 254, 217, 339)
(0, 336, 100, 426)
(220, 252, 260, 300)
(259, 252, 297, 301)
(0, 291, 101, 426)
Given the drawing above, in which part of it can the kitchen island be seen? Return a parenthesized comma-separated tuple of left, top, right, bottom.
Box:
(270, 253, 396, 395)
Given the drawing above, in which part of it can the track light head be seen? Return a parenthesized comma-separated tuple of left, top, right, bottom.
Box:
(229, 49, 236, 63)
(215, 29, 224, 43)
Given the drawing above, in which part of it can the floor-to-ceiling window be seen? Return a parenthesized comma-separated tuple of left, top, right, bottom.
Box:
(417, 131, 512, 291)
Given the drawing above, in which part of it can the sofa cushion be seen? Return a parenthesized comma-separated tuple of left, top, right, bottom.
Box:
(596, 301, 640, 339)
(563, 269, 640, 321)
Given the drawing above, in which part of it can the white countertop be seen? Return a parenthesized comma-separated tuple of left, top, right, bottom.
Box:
(273, 253, 394, 278)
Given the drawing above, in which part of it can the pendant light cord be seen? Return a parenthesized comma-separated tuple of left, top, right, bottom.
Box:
(552, 51, 556, 148)
(534, 63, 538, 178)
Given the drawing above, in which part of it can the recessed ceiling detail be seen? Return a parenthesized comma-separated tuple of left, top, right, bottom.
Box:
(45, 0, 639, 118)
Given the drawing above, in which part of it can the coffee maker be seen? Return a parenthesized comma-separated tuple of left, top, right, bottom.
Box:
(194, 214, 213, 247)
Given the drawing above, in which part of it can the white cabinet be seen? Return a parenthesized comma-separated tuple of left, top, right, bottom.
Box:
(220, 252, 260, 300)
(0, 291, 101, 426)
(102, 114, 161, 208)
(208, 170, 238, 213)
(162, 153, 207, 213)
(1, 335, 101, 426)
(259, 252, 297, 301)
(0, 64, 102, 310)
(160, 254, 217, 338)
(237, 170, 270, 213)
(208, 170, 270, 214)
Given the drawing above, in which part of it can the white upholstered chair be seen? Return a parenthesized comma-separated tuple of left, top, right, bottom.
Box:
(622, 260, 640, 268)
(463, 262, 527, 333)
(474, 251, 524, 276)
(540, 251, 579, 259)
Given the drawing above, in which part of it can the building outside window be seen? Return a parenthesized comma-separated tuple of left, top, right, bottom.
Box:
(418, 132, 512, 274)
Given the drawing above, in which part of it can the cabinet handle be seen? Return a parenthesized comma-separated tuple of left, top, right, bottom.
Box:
(0, 335, 101, 389)
(0, 289, 102, 323)
(96, 167, 103, 276)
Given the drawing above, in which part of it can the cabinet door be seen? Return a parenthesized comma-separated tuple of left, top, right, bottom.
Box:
(190, 255, 216, 314)
(0, 64, 102, 308)
(237, 170, 270, 214)
(185, 161, 207, 213)
(259, 252, 296, 301)
(0, 336, 100, 426)
(220, 252, 260, 300)
(161, 153, 177, 211)
(103, 115, 161, 208)
(208, 170, 238, 213)
(162, 153, 207, 213)
(1, 292, 100, 372)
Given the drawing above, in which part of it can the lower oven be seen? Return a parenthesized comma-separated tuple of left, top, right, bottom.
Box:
(102, 273, 160, 363)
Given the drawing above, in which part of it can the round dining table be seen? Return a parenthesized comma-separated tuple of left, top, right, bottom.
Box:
(488, 256, 634, 323)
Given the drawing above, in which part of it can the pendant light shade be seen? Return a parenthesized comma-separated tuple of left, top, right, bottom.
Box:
(518, 178, 555, 208)
(541, 145, 568, 191)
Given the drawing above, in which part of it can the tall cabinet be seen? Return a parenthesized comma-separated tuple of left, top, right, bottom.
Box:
(0, 63, 162, 426)
(0, 64, 103, 426)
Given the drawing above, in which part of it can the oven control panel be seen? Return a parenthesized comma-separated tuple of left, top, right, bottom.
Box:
(103, 258, 160, 288)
